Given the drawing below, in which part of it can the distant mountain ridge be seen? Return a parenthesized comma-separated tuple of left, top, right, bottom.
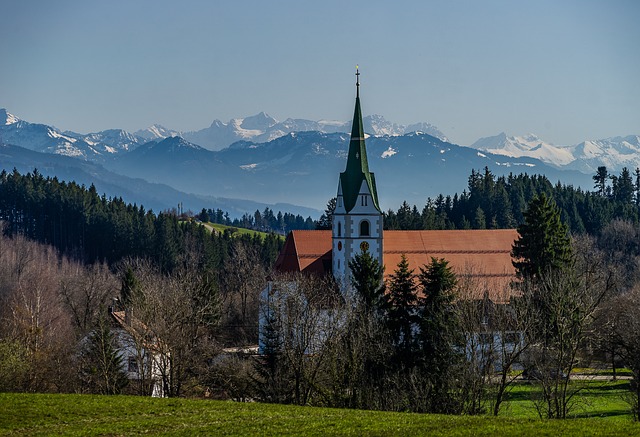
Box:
(470, 133, 640, 173)
(0, 140, 320, 218)
(1, 107, 447, 159)
(4, 107, 637, 174)
(0, 109, 147, 161)
(0, 106, 635, 212)
(137, 111, 449, 151)
(104, 130, 593, 209)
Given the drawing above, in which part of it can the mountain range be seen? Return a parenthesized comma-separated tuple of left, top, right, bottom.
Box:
(136, 112, 449, 151)
(471, 132, 640, 174)
(1, 107, 636, 215)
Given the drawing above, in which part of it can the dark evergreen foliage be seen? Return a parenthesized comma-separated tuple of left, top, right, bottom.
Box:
(417, 257, 463, 413)
(384, 166, 640, 235)
(511, 193, 573, 280)
(80, 320, 129, 395)
(206, 206, 316, 234)
(386, 254, 419, 365)
(0, 169, 283, 271)
(348, 249, 386, 313)
(315, 197, 336, 230)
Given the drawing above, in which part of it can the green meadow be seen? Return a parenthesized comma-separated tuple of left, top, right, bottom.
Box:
(1, 380, 638, 436)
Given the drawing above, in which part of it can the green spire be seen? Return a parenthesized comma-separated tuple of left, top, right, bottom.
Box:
(339, 66, 381, 213)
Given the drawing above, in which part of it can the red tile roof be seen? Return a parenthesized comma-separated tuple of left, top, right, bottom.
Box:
(275, 229, 518, 302)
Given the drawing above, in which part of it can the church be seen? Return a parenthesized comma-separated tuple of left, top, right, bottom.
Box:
(272, 69, 518, 303)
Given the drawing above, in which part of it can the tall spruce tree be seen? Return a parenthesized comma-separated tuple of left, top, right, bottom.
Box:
(81, 320, 129, 395)
(417, 257, 462, 413)
(511, 193, 573, 280)
(593, 166, 609, 197)
(348, 249, 386, 313)
(387, 254, 419, 365)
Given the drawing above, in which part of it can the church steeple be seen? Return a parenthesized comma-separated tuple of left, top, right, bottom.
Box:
(332, 67, 384, 284)
(339, 67, 381, 213)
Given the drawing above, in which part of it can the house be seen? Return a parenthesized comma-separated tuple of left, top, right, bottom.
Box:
(260, 68, 519, 352)
(109, 306, 167, 397)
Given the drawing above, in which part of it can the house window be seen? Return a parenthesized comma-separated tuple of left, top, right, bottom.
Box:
(360, 220, 370, 236)
(479, 333, 493, 345)
(338, 222, 342, 237)
(505, 332, 521, 345)
(128, 356, 139, 373)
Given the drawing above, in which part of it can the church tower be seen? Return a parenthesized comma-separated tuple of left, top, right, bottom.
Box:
(332, 67, 384, 285)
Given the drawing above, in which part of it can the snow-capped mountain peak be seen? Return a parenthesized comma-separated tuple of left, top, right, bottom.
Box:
(239, 111, 278, 131)
(134, 124, 181, 141)
(0, 108, 20, 125)
(470, 132, 575, 167)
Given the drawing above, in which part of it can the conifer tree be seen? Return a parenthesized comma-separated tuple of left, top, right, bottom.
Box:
(511, 193, 573, 280)
(417, 257, 461, 413)
(81, 320, 129, 395)
(593, 166, 609, 197)
(387, 254, 418, 364)
(348, 249, 386, 313)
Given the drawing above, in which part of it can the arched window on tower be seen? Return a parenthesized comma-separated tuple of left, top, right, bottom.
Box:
(360, 220, 370, 237)
(338, 221, 342, 237)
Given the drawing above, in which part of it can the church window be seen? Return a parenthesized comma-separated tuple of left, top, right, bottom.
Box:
(361, 195, 368, 206)
(338, 197, 342, 207)
(338, 222, 342, 237)
(338, 259, 340, 269)
(360, 220, 370, 236)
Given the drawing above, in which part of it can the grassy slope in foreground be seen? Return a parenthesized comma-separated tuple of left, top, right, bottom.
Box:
(1, 393, 639, 436)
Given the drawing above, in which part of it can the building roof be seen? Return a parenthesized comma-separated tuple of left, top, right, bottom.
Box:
(339, 69, 381, 213)
(274, 229, 519, 302)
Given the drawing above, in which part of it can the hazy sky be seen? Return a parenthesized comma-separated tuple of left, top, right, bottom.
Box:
(1, 0, 638, 146)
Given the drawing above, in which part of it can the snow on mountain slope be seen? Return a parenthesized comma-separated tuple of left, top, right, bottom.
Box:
(567, 136, 640, 173)
(471, 133, 575, 167)
(79, 129, 143, 153)
(1, 108, 19, 125)
(0, 108, 147, 160)
(134, 124, 181, 141)
(175, 113, 448, 150)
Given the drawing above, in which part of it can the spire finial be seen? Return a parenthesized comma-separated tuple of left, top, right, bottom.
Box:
(355, 65, 360, 97)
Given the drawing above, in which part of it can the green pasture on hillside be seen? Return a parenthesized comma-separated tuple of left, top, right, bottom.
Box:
(201, 222, 284, 240)
(1, 382, 638, 436)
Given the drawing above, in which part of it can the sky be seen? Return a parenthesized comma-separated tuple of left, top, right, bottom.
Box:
(1, 0, 638, 146)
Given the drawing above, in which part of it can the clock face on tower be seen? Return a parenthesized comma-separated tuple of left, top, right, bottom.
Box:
(360, 241, 369, 252)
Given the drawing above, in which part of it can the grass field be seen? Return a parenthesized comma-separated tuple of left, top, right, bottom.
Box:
(200, 222, 284, 240)
(498, 379, 631, 420)
(1, 383, 638, 436)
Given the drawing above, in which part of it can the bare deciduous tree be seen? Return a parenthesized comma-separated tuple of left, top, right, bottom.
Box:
(257, 273, 343, 405)
(126, 260, 220, 397)
(523, 235, 613, 419)
(221, 241, 267, 345)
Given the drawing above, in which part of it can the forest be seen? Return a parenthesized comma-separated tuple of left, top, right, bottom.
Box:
(2, 166, 640, 420)
(383, 166, 640, 234)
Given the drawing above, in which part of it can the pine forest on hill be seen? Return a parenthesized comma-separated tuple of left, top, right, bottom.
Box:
(383, 166, 640, 234)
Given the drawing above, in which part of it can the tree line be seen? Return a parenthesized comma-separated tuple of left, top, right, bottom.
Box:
(0, 168, 283, 272)
(384, 166, 640, 234)
(199, 207, 316, 234)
